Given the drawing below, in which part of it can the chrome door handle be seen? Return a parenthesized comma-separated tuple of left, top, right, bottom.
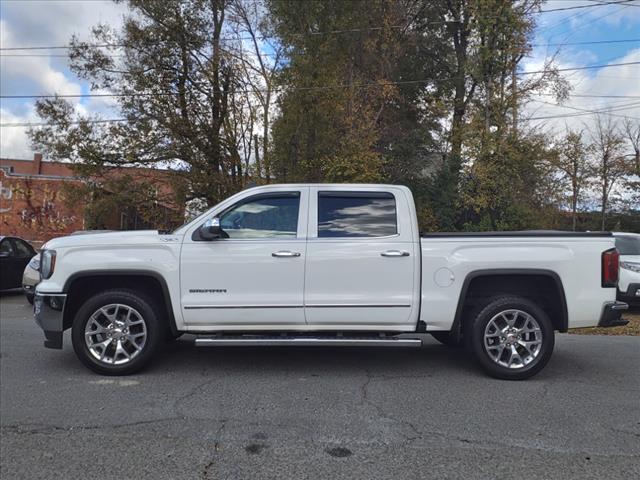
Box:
(381, 250, 410, 257)
(272, 251, 301, 258)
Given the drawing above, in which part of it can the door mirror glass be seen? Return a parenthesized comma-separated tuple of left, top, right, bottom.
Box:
(200, 217, 223, 240)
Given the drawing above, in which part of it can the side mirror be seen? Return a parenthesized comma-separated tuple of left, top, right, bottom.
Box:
(0, 251, 9, 258)
(200, 217, 222, 240)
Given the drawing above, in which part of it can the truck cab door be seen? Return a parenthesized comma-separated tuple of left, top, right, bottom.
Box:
(180, 187, 309, 328)
(304, 186, 420, 330)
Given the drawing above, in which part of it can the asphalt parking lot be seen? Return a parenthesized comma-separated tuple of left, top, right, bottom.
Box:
(1, 292, 639, 480)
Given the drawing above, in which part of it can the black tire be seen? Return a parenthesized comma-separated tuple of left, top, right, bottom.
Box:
(466, 296, 555, 380)
(71, 289, 162, 375)
(26, 293, 34, 305)
(430, 331, 462, 347)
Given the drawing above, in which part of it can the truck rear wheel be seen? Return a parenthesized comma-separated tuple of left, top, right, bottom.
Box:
(466, 296, 554, 380)
(71, 289, 162, 375)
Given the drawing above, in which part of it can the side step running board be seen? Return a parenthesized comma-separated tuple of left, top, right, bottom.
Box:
(194, 336, 422, 348)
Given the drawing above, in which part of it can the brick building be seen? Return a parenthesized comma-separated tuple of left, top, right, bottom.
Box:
(0, 154, 183, 247)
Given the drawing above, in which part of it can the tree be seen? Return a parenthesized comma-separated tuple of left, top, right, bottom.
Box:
(447, 0, 567, 231)
(590, 115, 627, 230)
(459, 120, 558, 231)
(623, 119, 640, 176)
(269, 0, 414, 183)
(550, 129, 595, 231)
(227, 0, 284, 181)
(30, 0, 276, 222)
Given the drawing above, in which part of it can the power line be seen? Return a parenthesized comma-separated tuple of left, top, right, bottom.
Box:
(531, 37, 640, 47)
(3, 35, 639, 52)
(2, 61, 638, 100)
(535, 61, 639, 74)
(539, 0, 640, 12)
(2, 37, 638, 58)
(0, 118, 129, 128)
(526, 99, 640, 120)
(536, 0, 636, 36)
(4, 1, 640, 53)
(5, 105, 639, 128)
(4, 97, 640, 128)
(536, 93, 640, 99)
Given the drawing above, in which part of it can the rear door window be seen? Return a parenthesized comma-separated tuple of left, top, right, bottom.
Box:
(317, 192, 397, 238)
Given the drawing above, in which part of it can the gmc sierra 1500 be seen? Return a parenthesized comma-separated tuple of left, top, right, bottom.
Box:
(34, 184, 628, 379)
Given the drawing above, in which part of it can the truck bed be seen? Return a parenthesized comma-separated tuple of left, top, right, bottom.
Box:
(422, 231, 613, 238)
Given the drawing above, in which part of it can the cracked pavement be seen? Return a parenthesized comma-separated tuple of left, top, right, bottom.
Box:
(1, 293, 639, 479)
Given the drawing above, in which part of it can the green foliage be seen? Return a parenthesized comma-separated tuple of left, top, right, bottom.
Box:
(61, 174, 183, 231)
(268, 0, 568, 232)
(459, 126, 556, 231)
(31, 0, 249, 222)
(269, 0, 441, 185)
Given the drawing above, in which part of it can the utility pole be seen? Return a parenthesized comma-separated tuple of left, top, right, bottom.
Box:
(511, 63, 518, 134)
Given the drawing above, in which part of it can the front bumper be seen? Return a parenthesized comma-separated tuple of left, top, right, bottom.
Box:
(34, 293, 67, 349)
(22, 284, 36, 297)
(598, 301, 629, 328)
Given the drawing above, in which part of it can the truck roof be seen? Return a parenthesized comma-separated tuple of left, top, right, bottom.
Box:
(244, 183, 408, 189)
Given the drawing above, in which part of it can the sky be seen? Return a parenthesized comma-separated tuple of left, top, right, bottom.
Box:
(1, 0, 639, 159)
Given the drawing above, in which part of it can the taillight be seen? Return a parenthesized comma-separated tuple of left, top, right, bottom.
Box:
(602, 248, 619, 288)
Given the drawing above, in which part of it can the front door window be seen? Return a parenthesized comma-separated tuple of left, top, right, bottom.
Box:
(220, 194, 300, 239)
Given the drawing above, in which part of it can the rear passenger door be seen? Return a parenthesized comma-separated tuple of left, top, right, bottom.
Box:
(304, 187, 419, 329)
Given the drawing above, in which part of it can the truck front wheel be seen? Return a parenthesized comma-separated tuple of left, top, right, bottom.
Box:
(466, 296, 555, 380)
(71, 289, 162, 375)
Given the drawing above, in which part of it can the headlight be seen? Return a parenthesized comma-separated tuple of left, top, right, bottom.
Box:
(620, 261, 640, 273)
(40, 250, 57, 279)
(28, 256, 40, 271)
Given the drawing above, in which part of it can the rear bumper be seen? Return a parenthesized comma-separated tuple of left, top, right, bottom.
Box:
(598, 301, 629, 328)
(618, 283, 640, 304)
(34, 293, 67, 349)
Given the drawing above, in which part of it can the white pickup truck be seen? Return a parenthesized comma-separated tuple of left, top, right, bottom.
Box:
(34, 184, 628, 379)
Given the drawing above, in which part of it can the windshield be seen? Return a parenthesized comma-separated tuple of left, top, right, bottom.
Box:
(615, 235, 640, 255)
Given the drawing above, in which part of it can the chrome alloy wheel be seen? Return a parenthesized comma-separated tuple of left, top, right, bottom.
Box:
(84, 304, 147, 365)
(483, 309, 543, 369)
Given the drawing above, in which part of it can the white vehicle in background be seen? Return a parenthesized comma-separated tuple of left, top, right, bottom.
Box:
(22, 253, 40, 304)
(614, 232, 640, 306)
(33, 184, 628, 380)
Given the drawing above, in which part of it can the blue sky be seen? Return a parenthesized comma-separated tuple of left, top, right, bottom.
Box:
(1, 0, 639, 158)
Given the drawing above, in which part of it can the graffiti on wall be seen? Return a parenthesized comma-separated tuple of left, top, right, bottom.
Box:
(0, 181, 12, 213)
(0, 173, 82, 240)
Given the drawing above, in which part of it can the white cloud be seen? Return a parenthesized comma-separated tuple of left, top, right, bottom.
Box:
(0, 1, 127, 159)
(0, 106, 38, 159)
(1, 19, 81, 96)
(0, 0, 127, 47)
(523, 48, 640, 134)
(537, 2, 640, 33)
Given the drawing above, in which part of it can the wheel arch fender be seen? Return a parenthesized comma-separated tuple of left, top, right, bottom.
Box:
(62, 269, 178, 336)
(450, 269, 568, 341)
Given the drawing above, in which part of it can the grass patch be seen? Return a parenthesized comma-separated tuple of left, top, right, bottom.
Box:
(569, 308, 640, 336)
